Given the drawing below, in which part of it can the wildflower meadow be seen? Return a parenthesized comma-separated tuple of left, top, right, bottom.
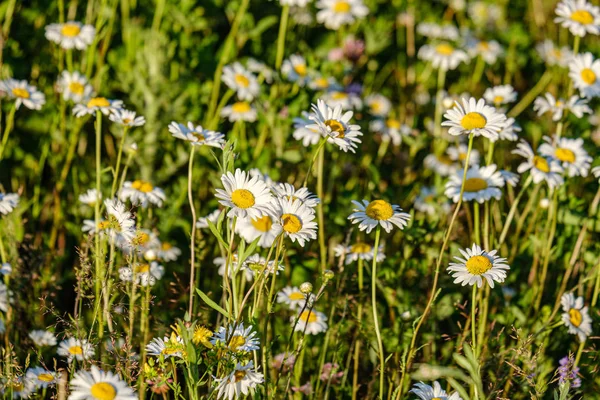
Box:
(1, 0, 600, 398)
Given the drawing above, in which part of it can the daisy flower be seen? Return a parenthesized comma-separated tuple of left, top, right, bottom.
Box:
(533, 93, 569, 121)
(568, 52, 600, 98)
(307, 99, 363, 153)
(483, 85, 517, 108)
(308, 75, 339, 92)
(370, 118, 411, 146)
(293, 112, 322, 147)
(538, 136, 592, 177)
(410, 381, 463, 400)
(119, 180, 166, 208)
(424, 154, 458, 176)
(446, 144, 481, 166)
(0, 281, 8, 312)
(68, 366, 136, 400)
(445, 164, 504, 203)
(269, 197, 317, 247)
(536, 40, 573, 67)
(155, 241, 181, 262)
(249, 168, 275, 188)
(109, 109, 146, 127)
(103, 199, 136, 245)
(315, 0, 368, 30)
(566, 95, 593, 117)
(26, 367, 59, 389)
(242, 254, 284, 276)
(0, 79, 46, 110)
(592, 165, 600, 182)
(277, 286, 308, 309)
(322, 90, 363, 111)
(29, 330, 57, 347)
(280, 0, 312, 6)
(222, 62, 260, 101)
(272, 182, 320, 208)
(215, 169, 273, 219)
(45, 21, 95, 49)
(499, 170, 520, 187)
(334, 242, 385, 265)
(246, 58, 275, 83)
(415, 186, 450, 216)
(119, 261, 164, 286)
(146, 334, 185, 359)
(467, 39, 503, 64)
(418, 43, 469, 71)
(196, 209, 222, 229)
(442, 97, 507, 140)
(348, 199, 411, 233)
(73, 97, 123, 117)
(57, 338, 95, 362)
(293, 309, 328, 334)
(554, 0, 600, 37)
(215, 255, 253, 282)
(0, 263, 11, 276)
(561, 292, 593, 342)
(211, 322, 260, 352)
(78, 188, 102, 206)
(236, 214, 278, 248)
(416, 23, 459, 40)
(0, 193, 19, 215)
(221, 101, 257, 122)
(494, 117, 521, 142)
(448, 244, 510, 288)
(512, 141, 564, 189)
(57, 71, 93, 103)
(169, 121, 225, 147)
(2, 376, 35, 399)
(214, 361, 264, 400)
(282, 55, 310, 86)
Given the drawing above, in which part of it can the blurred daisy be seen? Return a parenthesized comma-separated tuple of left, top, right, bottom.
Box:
(109, 109, 146, 127)
(26, 367, 59, 389)
(146, 334, 185, 359)
(483, 85, 517, 108)
(494, 118, 521, 142)
(307, 99, 363, 153)
(29, 330, 57, 347)
(348, 199, 411, 233)
(78, 188, 102, 206)
(293, 309, 328, 334)
(215, 169, 273, 219)
(282, 55, 310, 86)
(57, 338, 95, 362)
(424, 154, 458, 176)
(322, 90, 363, 111)
(445, 164, 504, 203)
(415, 186, 450, 216)
(0, 79, 46, 110)
(308, 75, 339, 92)
(534, 93, 568, 121)
(119, 261, 164, 286)
(418, 43, 469, 71)
(561, 292, 593, 342)
(44, 21, 95, 50)
(196, 209, 222, 229)
(73, 97, 123, 117)
(513, 141, 564, 189)
(334, 242, 385, 265)
(221, 101, 257, 122)
(538, 136, 592, 177)
(280, 0, 312, 6)
(215, 255, 253, 282)
(155, 241, 181, 262)
(57, 71, 93, 103)
(569, 52, 600, 98)
(365, 94, 392, 117)
(293, 112, 322, 147)
(446, 144, 481, 166)
(2, 376, 35, 399)
(272, 183, 320, 208)
(0, 281, 8, 312)
(0, 263, 11, 275)
(68, 366, 136, 400)
(277, 286, 307, 309)
(499, 170, 520, 187)
(222, 62, 260, 101)
(243, 254, 284, 276)
(467, 39, 503, 64)
(236, 214, 278, 248)
(315, 0, 368, 30)
(214, 361, 264, 400)
(536, 40, 573, 67)
(417, 23, 459, 40)
(442, 97, 507, 140)
(554, 0, 600, 37)
(410, 381, 463, 400)
(566, 95, 593, 117)
(468, 2, 502, 27)
(269, 197, 317, 247)
(169, 121, 225, 147)
(592, 165, 600, 182)
(370, 119, 411, 146)
(103, 199, 136, 245)
(120, 180, 166, 208)
(448, 244, 509, 288)
(249, 168, 275, 188)
(211, 322, 260, 352)
(246, 58, 274, 83)
(0, 193, 19, 215)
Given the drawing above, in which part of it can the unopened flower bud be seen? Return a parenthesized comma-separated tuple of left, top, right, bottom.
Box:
(300, 282, 313, 294)
(323, 270, 334, 281)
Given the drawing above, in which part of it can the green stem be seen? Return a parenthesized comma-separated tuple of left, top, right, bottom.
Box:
(187, 146, 197, 317)
(111, 126, 129, 198)
(303, 137, 328, 188)
(0, 103, 17, 161)
(473, 202, 480, 245)
(497, 175, 533, 247)
(433, 67, 447, 138)
(94, 110, 104, 340)
(471, 285, 477, 355)
(275, 5, 290, 70)
(371, 227, 385, 399)
(507, 70, 552, 118)
(317, 148, 326, 272)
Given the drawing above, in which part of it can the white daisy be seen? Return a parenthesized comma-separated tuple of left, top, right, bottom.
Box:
(448, 244, 510, 288)
(73, 97, 123, 117)
(57, 71, 93, 103)
(0, 79, 46, 110)
(119, 261, 164, 286)
(78, 189, 102, 206)
(272, 183, 320, 208)
(536, 40, 573, 67)
(214, 255, 254, 282)
(215, 169, 273, 220)
(445, 164, 504, 203)
(410, 381, 463, 400)
(293, 112, 322, 147)
(0, 263, 11, 276)
(561, 292, 593, 342)
(568, 52, 600, 98)
(29, 330, 57, 347)
(2, 376, 35, 399)
(416, 23, 459, 41)
(0, 193, 19, 215)
(293, 309, 328, 334)
(494, 117, 521, 142)
(222, 62, 260, 101)
(221, 101, 257, 122)
(146, 334, 185, 359)
(308, 75, 340, 92)
(369, 118, 411, 146)
(0, 281, 8, 312)
(467, 39, 503, 64)
(155, 241, 181, 262)
(26, 367, 59, 389)
(281, 55, 310, 86)
(554, 0, 600, 37)
(277, 286, 308, 309)
(424, 154, 459, 176)
(211, 322, 260, 352)
(499, 170, 520, 187)
(315, 0, 368, 30)
(280, 0, 312, 6)
(307, 99, 363, 153)
(214, 361, 264, 400)
(67, 366, 136, 400)
(103, 198, 136, 245)
(169, 121, 225, 147)
(322, 90, 363, 111)
(242, 254, 284, 276)
(446, 144, 481, 166)
(534, 93, 569, 121)
(348, 199, 411, 233)
(566, 95, 593, 117)
(414, 186, 450, 216)
(538, 136, 592, 177)
(418, 43, 469, 71)
(109, 109, 146, 127)
(483, 85, 517, 108)
(592, 165, 600, 182)
(334, 242, 385, 265)
(512, 140, 564, 189)
(45, 21, 95, 50)
(442, 97, 507, 140)
(269, 197, 317, 247)
(119, 180, 166, 208)
(249, 168, 275, 189)
(246, 58, 275, 83)
(236, 214, 278, 248)
(196, 209, 222, 229)
(57, 338, 95, 362)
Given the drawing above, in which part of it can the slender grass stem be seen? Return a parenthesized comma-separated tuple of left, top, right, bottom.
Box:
(275, 5, 290, 70)
(433, 67, 447, 138)
(371, 227, 385, 399)
(94, 110, 104, 340)
(187, 146, 198, 317)
(0, 103, 17, 161)
(471, 285, 477, 354)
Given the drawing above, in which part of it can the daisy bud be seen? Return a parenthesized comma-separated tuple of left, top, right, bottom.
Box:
(300, 282, 313, 294)
(323, 270, 334, 281)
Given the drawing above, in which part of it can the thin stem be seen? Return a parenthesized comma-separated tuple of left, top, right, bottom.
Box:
(94, 110, 104, 340)
(471, 285, 477, 355)
(275, 5, 290, 70)
(0, 103, 17, 161)
(187, 146, 198, 317)
(303, 137, 328, 188)
(473, 202, 480, 245)
(317, 147, 326, 272)
(433, 67, 447, 138)
(371, 227, 385, 399)
(497, 175, 533, 247)
(111, 126, 129, 198)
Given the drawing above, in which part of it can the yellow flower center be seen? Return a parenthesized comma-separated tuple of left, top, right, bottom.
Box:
(300, 310, 318, 323)
(289, 292, 305, 301)
(38, 373, 55, 382)
(314, 77, 329, 89)
(231, 189, 255, 209)
(135, 264, 150, 273)
(493, 95, 504, 104)
(458, 152, 467, 161)
(580, 68, 596, 85)
(68, 82, 85, 95)
(282, 213, 302, 233)
(324, 119, 346, 138)
(438, 155, 453, 165)
(365, 200, 393, 221)
(132, 180, 154, 193)
(234, 370, 247, 382)
(460, 112, 487, 130)
(61, 23, 81, 37)
(331, 91, 348, 100)
(234, 74, 250, 88)
(191, 131, 205, 141)
(192, 326, 213, 347)
(351, 243, 372, 254)
(555, 100, 563, 107)
(294, 64, 307, 76)
(250, 215, 273, 232)
(69, 345, 83, 355)
(465, 255, 492, 275)
(162, 242, 172, 250)
(555, 148, 575, 163)
(228, 335, 246, 351)
(333, 1, 351, 13)
(570, 9, 594, 25)
(133, 232, 150, 246)
(87, 97, 111, 108)
(533, 156, 550, 173)
(11, 87, 30, 98)
(569, 308, 582, 327)
(463, 177, 488, 192)
(123, 118, 131, 124)
(477, 41, 489, 51)
(435, 43, 455, 55)
(386, 119, 401, 129)
(97, 221, 111, 230)
(231, 102, 251, 113)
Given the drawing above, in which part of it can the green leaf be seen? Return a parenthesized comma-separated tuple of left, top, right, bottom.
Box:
(206, 219, 230, 252)
(196, 288, 231, 319)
